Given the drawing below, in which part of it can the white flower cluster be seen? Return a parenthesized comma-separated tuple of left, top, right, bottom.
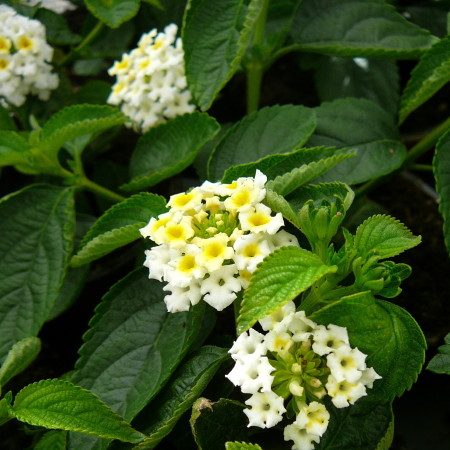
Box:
(140, 170, 299, 313)
(107, 24, 195, 132)
(23, 0, 76, 14)
(0, 5, 59, 107)
(227, 302, 382, 450)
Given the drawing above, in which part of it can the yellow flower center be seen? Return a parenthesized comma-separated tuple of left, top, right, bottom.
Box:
(178, 255, 196, 273)
(204, 242, 224, 259)
(0, 59, 8, 70)
(17, 36, 33, 50)
(243, 244, 260, 258)
(248, 213, 270, 228)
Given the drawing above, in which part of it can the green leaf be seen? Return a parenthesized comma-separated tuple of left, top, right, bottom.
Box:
(39, 104, 126, 154)
(0, 395, 13, 426)
(354, 215, 422, 259)
(226, 442, 262, 450)
(434, 129, 450, 257)
(0, 131, 32, 169)
(36, 9, 81, 45)
(314, 56, 399, 117)
(316, 399, 393, 450)
(132, 346, 228, 449)
(238, 247, 337, 333)
(0, 337, 41, 388)
(85, 0, 140, 29)
(190, 398, 248, 449)
(291, 0, 437, 58)
(399, 36, 450, 123)
(312, 291, 426, 402)
(263, 188, 301, 229)
(34, 431, 67, 450)
(209, 105, 317, 180)
(122, 112, 220, 191)
(71, 193, 167, 267)
(12, 379, 145, 443)
(182, 0, 263, 110)
(427, 333, 450, 375)
(0, 185, 75, 363)
(68, 269, 210, 449)
(0, 105, 17, 131)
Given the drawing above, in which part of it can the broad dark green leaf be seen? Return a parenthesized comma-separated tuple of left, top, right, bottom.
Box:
(312, 291, 426, 402)
(399, 36, 450, 123)
(209, 105, 316, 180)
(182, 0, 263, 110)
(291, 0, 437, 58)
(190, 398, 248, 449)
(68, 269, 210, 449)
(306, 98, 405, 184)
(0, 337, 41, 388)
(85, 0, 140, 28)
(314, 56, 399, 117)
(0, 105, 17, 131)
(133, 346, 228, 449)
(36, 9, 81, 45)
(434, 129, 450, 257)
(316, 399, 393, 450)
(427, 333, 450, 375)
(238, 247, 337, 333)
(34, 430, 67, 450)
(122, 112, 220, 191)
(403, 5, 449, 39)
(354, 215, 422, 259)
(12, 380, 145, 443)
(0, 185, 75, 363)
(71, 193, 167, 267)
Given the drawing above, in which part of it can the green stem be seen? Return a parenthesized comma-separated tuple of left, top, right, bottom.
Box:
(57, 21, 105, 68)
(411, 163, 433, 172)
(246, 0, 269, 114)
(78, 177, 126, 203)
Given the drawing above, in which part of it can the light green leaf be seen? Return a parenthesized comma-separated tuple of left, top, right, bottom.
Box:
(0, 185, 75, 363)
(316, 399, 393, 450)
(0, 105, 17, 131)
(399, 36, 450, 123)
(190, 398, 248, 449)
(68, 269, 212, 449)
(291, 0, 437, 58)
(427, 333, 450, 375)
(263, 188, 301, 229)
(0, 395, 12, 426)
(182, 0, 263, 110)
(12, 379, 145, 443)
(238, 247, 337, 333)
(312, 291, 426, 401)
(85, 0, 140, 29)
(226, 442, 262, 450)
(354, 215, 422, 259)
(39, 104, 126, 153)
(34, 430, 67, 450)
(0, 131, 32, 169)
(122, 112, 220, 191)
(132, 346, 228, 449)
(314, 56, 399, 117)
(434, 129, 450, 257)
(0, 337, 41, 388)
(209, 105, 316, 180)
(71, 193, 167, 267)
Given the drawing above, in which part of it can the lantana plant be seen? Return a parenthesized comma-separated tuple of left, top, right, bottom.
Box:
(0, 0, 449, 449)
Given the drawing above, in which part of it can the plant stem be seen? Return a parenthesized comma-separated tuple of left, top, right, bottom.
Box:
(246, 0, 269, 114)
(78, 177, 126, 203)
(57, 21, 105, 68)
(410, 163, 433, 172)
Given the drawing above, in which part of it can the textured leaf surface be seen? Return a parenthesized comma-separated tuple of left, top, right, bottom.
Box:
(434, 129, 450, 257)
(209, 105, 316, 180)
(39, 104, 126, 153)
(238, 247, 337, 333)
(123, 112, 220, 191)
(133, 346, 228, 449)
(12, 379, 145, 443)
(315, 56, 399, 117)
(71, 193, 167, 267)
(263, 188, 301, 229)
(85, 0, 140, 28)
(427, 333, 450, 375)
(317, 399, 393, 450)
(68, 269, 209, 449)
(0, 337, 41, 387)
(183, 0, 263, 110)
(34, 430, 67, 450)
(190, 398, 248, 449)
(0, 185, 74, 363)
(312, 292, 426, 401)
(0, 131, 32, 169)
(291, 0, 437, 58)
(226, 443, 262, 450)
(399, 36, 450, 123)
(354, 215, 421, 259)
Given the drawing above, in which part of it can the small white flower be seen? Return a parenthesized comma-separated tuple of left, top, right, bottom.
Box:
(244, 391, 286, 428)
(287, 310, 318, 342)
(268, 229, 300, 249)
(258, 301, 296, 332)
(312, 324, 349, 356)
(284, 422, 321, 450)
(229, 329, 268, 362)
(359, 366, 382, 389)
(195, 233, 234, 272)
(143, 245, 171, 282)
(295, 401, 330, 437)
(326, 345, 367, 383)
(325, 375, 367, 408)
(162, 281, 201, 313)
(233, 233, 272, 273)
(165, 245, 206, 287)
(23, 0, 77, 14)
(239, 203, 284, 235)
(264, 330, 294, 356)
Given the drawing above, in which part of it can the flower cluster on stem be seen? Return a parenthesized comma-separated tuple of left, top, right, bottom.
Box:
(227, 302, 381, 450)
(140, 170, 299, 312)
(0, 5, 59, 107)
(107, 24, 195, 132)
